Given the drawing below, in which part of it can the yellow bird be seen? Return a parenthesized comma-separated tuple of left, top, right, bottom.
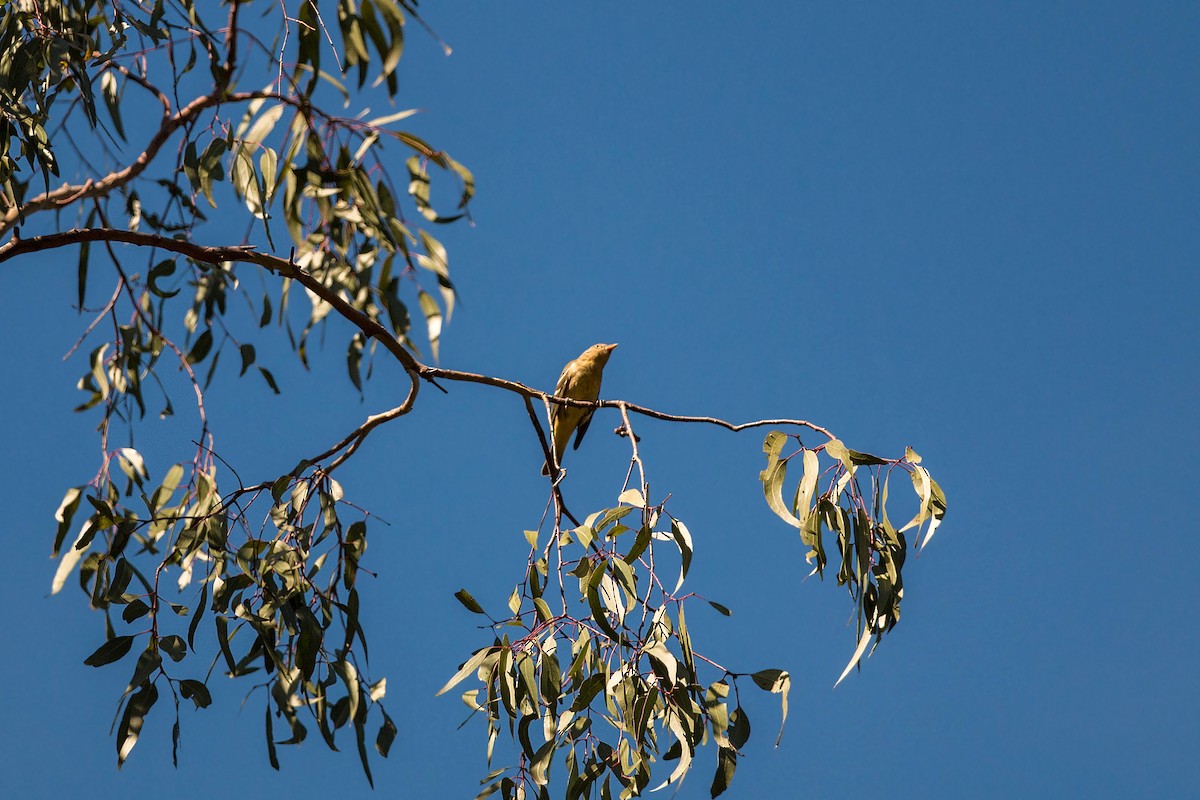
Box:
(542, 343, 618, 475)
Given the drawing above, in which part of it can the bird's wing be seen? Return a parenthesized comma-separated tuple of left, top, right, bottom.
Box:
(572, 407, 596, 450)
(549, 359, 578, 423)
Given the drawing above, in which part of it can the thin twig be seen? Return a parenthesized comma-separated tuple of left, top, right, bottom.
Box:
(63, 278, 125, 359)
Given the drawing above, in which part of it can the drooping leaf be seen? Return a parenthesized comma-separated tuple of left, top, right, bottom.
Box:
(376, 713, 397, 757)
(84, 635, 135, 667)
(834, 625, 874, 689)
(52, 487, 84, 557)
(750, 669, 790, 746)
(436, 646, 500, 697)
(454, 588, 486, 615)
(760, 432, 801, 529)
(117, 682, 158, 767)
(185, 329, 213, 364)
(180, 679, 212, 709)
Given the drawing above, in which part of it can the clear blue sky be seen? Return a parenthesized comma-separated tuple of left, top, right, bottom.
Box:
(2, 3, 1196, 798)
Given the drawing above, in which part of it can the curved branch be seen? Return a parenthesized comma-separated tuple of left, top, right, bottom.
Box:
(0, 227, 420, 371)
(314, 399, 417, 473)
(0, 227, 836, 442)
(104, 64, 171, 116)
(1, 89, 279, 236)
(424, 366, 836, 439)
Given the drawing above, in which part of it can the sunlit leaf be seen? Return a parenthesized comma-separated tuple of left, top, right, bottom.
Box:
(760, 432, 801, 529)
(117, 682, 158, 767)
(834, 625, 873, 689)
(436, 647, 500, 697)
(750, 668, 790, 745)
(617, 488, 645, 508)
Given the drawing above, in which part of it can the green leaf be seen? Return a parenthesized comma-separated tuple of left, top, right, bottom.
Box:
(436, 646, 500, 697)
(533, 597, 553, 624)
(100, 63, 127, 140)
(708, 600, 732, 616)
(623, 525, 652, 565)
(185, 329, 213, 364)
(617, 488, 645, 508)
(793, 448, 820, 524)
(847, 448, 889, 466)
(366, 108, 420, 128)
(295, 605, 322, 679)
(376, 713, 397, 757)
(454, 589, 486, 614)
(347, 334, 364, 392)
(106, 557, 134, 599)
(259, 292, 273, 328)
(529, 738, 556, 787)
(760, 432, 801, 529)
(85, 635, 135, 667)
(52, 486, 84, 557)
(507, 585, 521, 616)
(834, 624, 874, 689)
(122, 599, 151, 623)
(265, 703, 279, 771)
(159, 635, 186, 662)
(258, 366, 281, 394)
(824, 438, 851, 469)
(670, 519, 693, 594)
(343, 520, 367, 589)
(115, 448, 148, 486)
(710, 746, 737, 798)
(127, 645, 161, 692)
(729, 706, 751, 750)
(187, 583, 207, 651)
(515, 652, 538, 709)
(238, 344, 256, 376)
(270, 474, 291, 503)
(586, 564, 624, 644)
(354, 714, 375, 789)
(51, 524, 89, 596)
(678, 603, 696, 677)
(750, 669, 790, 746)
(446, 155, 476, 209)
(416, 289, 441, 362)
(215, 616, 237, 675)
(149, 464, 185, 513)
(117, 682, 158, 767)
(568, 674, 606, 714)
(147, 259, 180, 298)
(180, 679, 212, 709)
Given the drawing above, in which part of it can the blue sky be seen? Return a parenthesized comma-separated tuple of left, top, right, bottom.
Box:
(1, 2, 1196, 798)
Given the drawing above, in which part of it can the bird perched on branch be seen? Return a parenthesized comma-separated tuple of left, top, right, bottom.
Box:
(542, 343, 618, 475)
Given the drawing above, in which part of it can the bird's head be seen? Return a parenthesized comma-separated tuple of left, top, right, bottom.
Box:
(585, 342, 618, 365)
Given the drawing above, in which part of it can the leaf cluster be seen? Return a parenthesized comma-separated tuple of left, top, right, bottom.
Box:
(17, 0, 471, 781)
(55, 450, 393, 778)
(759, 433, 947, 683)
(441, 492, 791, 799)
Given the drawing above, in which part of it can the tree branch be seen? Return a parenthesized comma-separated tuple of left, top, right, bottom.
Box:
(0, 227, 836, 442)
(1, 89, 281, 236)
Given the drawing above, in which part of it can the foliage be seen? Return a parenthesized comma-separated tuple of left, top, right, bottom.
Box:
(3, 0, 468, 783)
(1, 1, 947, 797)
(440, 489, 787, 799)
